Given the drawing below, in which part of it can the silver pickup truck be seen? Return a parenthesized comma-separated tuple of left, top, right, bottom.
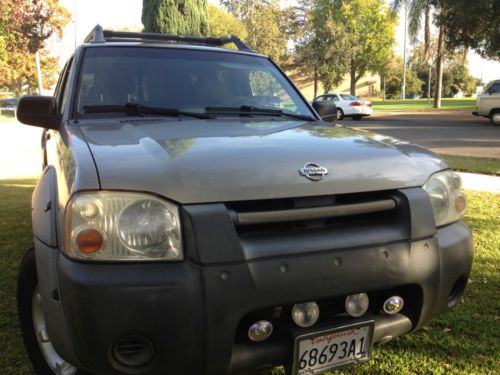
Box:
(16, 26, 473, 375)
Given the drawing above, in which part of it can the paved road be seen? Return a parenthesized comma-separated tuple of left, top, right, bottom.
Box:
(345, 111, 500, 158)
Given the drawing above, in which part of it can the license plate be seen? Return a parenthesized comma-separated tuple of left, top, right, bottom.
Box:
(292, 321, 374, 375)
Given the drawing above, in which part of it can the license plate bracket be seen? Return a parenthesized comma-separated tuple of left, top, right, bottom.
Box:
(292, 321, 375, 375)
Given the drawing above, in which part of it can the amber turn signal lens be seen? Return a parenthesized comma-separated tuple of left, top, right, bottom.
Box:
(75, 228, 104, 254)
(454, 193, 467, 216)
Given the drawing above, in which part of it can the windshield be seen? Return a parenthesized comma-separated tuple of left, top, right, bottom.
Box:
(76, 47, 313, 118)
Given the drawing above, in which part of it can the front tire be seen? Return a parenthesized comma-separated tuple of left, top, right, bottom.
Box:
(17, 248, 83, 375)
(490, 110, 500, 126)
(336, 108, 344, 120)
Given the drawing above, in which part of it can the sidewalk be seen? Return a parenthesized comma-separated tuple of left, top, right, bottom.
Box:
(457, 172, 500, 194)
(371, 109, 474, 118)
(0, 119, 42, 179)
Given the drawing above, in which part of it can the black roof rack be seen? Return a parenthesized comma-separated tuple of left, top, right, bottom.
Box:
(83, 25, 256, 53)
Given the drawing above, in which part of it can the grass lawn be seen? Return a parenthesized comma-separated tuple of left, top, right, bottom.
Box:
(1, 179, 498, 375)
(441, 154, 500, 176)
(0, 114, 16, 122)
(372, 98, 476, 112)
(0, 178, 37, 375)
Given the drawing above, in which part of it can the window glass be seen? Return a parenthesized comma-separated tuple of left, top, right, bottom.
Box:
(56, 57, 73, 113)
(340, 94, 358, 101)
(490, 83, 500, 94)
(77, 47, 313, 117)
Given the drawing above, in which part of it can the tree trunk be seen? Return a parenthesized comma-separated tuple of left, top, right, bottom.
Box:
(433, 25, 445, 109)
(350, 59, 356, 96)
(424, 4, 430, 58)
(313, 66, 318, 98)
(462, 46, 469, 64)
(383, 75, 386, 102)
(35, 51, 43, 95)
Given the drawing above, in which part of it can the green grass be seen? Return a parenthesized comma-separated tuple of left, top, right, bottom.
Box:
(0, 114, 16, 122)
(0, 178, 37, 375)
(441, 154, 500, 176)
(372, 98, 476, 112)
(337, 192, 500, 374)
(0, 179, 498, 375)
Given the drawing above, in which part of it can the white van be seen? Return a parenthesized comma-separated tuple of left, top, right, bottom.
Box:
(473, 79, 500, 125)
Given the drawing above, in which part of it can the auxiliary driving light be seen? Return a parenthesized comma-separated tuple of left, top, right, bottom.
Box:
(345, 293, 369, 317)
(292, 302, 320, 328)
(248, 320, 273, 342)
(383, 296, 404, 315)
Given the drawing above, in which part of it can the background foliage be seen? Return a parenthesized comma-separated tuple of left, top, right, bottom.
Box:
(221, 0, 289, 64)
(436, 0, 500, 61)
(142, 0, 208, 36)
(0, 0, 69, 96)
(293, 0, 396, 96)
(207, 4, 247, 41)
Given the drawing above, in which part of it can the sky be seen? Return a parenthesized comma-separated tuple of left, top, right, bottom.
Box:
(52, 0, 500, 84)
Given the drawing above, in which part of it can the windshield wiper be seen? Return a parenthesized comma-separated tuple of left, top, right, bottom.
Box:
(83, 103, 212, 119)
(205, 105, 316, 121)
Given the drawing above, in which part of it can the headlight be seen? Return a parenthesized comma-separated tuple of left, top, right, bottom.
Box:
(64, 191, 182, 261)
(423, 170, 466, 227)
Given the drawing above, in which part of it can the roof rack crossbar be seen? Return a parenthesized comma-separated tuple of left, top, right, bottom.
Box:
(84, 25, 255, 53)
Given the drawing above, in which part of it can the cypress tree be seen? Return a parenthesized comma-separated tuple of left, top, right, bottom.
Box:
(142, 0, 208, 36)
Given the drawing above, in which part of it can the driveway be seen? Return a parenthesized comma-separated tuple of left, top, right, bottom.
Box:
(345, 110, 500, 158)
(0, 119, 43, 179)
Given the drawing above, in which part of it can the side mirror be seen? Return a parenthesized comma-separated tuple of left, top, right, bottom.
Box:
(312, 100, 338, 122)
(16, 96, 61, 130)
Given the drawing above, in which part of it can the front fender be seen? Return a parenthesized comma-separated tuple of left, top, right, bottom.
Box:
(32, 166, 58, 247)
(31, 167, 84, 368)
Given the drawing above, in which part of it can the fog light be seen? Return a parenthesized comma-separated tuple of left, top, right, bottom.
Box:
(345, 293, 369, 317)
(248, 320, 273, 342)
(292, 302, 320, 328)
(383, 296, 404, 315)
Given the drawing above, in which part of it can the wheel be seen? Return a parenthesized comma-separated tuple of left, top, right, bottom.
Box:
(352, 115, 362, 121)
(17, 248, 85, 375)
(490, 110, 500, 126)
(336, 108, 344, 120)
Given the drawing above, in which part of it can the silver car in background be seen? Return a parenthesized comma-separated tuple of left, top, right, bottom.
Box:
(313, 93, 373, 120)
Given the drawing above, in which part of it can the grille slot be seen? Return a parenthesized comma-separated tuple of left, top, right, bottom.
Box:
(229, 199, 396, 226)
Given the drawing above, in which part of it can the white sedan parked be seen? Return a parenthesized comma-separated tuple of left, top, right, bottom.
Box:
(313, 93, 373, 120)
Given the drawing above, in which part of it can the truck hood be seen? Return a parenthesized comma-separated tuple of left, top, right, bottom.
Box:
(79, 119, 446, 204)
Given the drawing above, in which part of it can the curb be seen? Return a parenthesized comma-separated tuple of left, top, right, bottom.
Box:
(457, 172, 500, 194)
